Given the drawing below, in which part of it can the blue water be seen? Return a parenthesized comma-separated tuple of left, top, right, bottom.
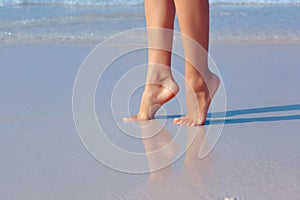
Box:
(0, 3, 299, 45)
(1, 0, 300, 7)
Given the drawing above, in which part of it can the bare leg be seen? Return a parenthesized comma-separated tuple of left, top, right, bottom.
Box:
(124, 0, 179, 121)
(173, 0, 220, 126)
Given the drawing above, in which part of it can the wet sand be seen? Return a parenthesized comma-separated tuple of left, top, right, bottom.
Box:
(0, 42, 299, 199)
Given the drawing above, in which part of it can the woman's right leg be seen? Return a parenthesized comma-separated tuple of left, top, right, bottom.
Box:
(125, 0, 179, 121)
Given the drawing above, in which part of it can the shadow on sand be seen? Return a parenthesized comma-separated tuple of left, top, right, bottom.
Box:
(154, 104, 300, 125)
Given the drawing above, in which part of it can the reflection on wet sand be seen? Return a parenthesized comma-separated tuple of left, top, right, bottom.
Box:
(137, 120, 215, 200)
(138, 120, 179, 179)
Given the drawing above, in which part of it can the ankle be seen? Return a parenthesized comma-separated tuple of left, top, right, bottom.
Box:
(147, 69, 173, 83)
(185, 70, 216, 91)
(185, 75, 207, 92)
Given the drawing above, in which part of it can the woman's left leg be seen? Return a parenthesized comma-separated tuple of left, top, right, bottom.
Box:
(173, 0, 220, 126)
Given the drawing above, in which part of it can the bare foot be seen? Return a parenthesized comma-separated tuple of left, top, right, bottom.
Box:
(124, 74, 179, 121)
(174, 73, 220, 126)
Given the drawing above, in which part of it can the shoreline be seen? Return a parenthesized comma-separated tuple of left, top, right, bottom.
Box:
(1, 38, 300, 48)
(1, 4, 299, 47)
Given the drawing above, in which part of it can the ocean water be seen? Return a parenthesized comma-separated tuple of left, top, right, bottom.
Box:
(0, 1, 299, 45)
(1, 0, 300, 7)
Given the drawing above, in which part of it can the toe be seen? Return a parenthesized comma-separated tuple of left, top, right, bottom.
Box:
(197, 119, 205, 126)
(123, 116, 138, 122)
(175, 117, 182, 123)
(181, 117, 190, 126)
(190, 120, 197, 126)
(174, 116, 203, 126)
(173, 117, 181, 124)
(188, 119, 196, 126)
